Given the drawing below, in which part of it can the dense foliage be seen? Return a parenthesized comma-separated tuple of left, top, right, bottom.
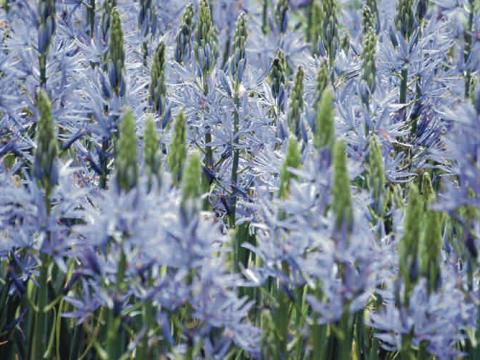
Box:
(0, 0, 479, 359)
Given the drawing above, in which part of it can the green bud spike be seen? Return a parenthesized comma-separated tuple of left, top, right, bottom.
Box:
(275, 0, 289, 33)
(320, 0, 338, 64)
(144, 114, 161, 186)
(419, 172, 435, 203)
(395, 0, 415, 39)
(314, 88, 335, 151)
(399, 184, 423, 302)
(33, 90, 58, 196)
(181, 151, 202, 205)
(101, 0, 117, 39)
(367, 135, 385, 215)
(362, 0, 378, 33)
(115, 109, 138, 192)
(362, 30, 377, 94)
(279, 136, 302, 199)
(366, 0, 378, 15)
(309, 2, 322, 53)
(314, 61, 329, 106)
(175, 3, 194, 64)
(167, 112, 188, 186)
(362, 6, 375, 34)
(195, 0, 218, 77)
(332, 140, 353, 233)
(418, 172, 442, 294)
(287, 66, 304, 140)
(109, 8, 125, 68)
(109, 8, 125, 95)
(150, 42, 167, 118)
(262, 0, 268, 34)
(231, 12, 248, 86)
(306, 0, 314, 42)
(269, 50, 287, 100)
(420, 210, 442, 294)
(38, 0, 56, 87)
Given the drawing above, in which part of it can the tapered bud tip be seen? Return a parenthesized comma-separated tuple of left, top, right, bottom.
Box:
(168, 112, 188, 186)
(314, 88, 335, 151)
(332, 140, 353, 233)
(181, 151, 202, 203)
(116, 109, 138, 192)
(279, 136, 302, 199)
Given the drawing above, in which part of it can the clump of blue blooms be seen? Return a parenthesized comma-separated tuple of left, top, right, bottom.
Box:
(0, 0, 480, 358)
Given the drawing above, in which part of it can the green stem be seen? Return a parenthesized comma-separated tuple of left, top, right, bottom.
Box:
(262, 0, 268, 34)
(87, 0, 95, 38)
(99, 138, 109, 189)
(39, 54, 47, 88)
(203, 76, 213, 171)
(338, 311, 353, 360)
(273, 289, 290, 358)
(105, 309, 122, 359)
(400, 68, 408, 105)
(229, 90, 240, 227)
(30, 253, 49, 360)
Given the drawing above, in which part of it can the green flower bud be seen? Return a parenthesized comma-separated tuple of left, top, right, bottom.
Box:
(279, 136, 302, 199)
(175, 3, 195, 64)
(362, 6, 375, 34)
(230, 12, 248, 85)
(38, 0, 56, 87)
(167, 112, 188, 186)
(420, 210, 442, 294)
(38, 0, 56, 54)
(101, 0, 116, 40)
(320, 0, 338, 64)
(275, 0, 289, 33)
(108, 8, 126, 95)
(362, 0, 378, 33)
(367, 135, 385, 215)
(181, 151, 202, 206)
(395, 0, 415, 39)
(332, 140, 353, 234)
(261, 0, 269, 34)
(195, 0, 218, 77)
(109, 8, 124, 66)
(314, 88, 335, 151)
(399, 184, 423, 301)
(418, 172, 442, 293)
(269, 50, 287, 100)
(115, 109, 138, 192)
(419, 172, 435, 203)
(33, 90, 58, 194)
(150, 42, 167, 119)
(362, 30, 377, 94)
(314, 61, 329, 107)
(366, 0, 378, 15)
(309, 3, 322, 53)
(144, 114, 161, 186)
(287, 66, 304, 140)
